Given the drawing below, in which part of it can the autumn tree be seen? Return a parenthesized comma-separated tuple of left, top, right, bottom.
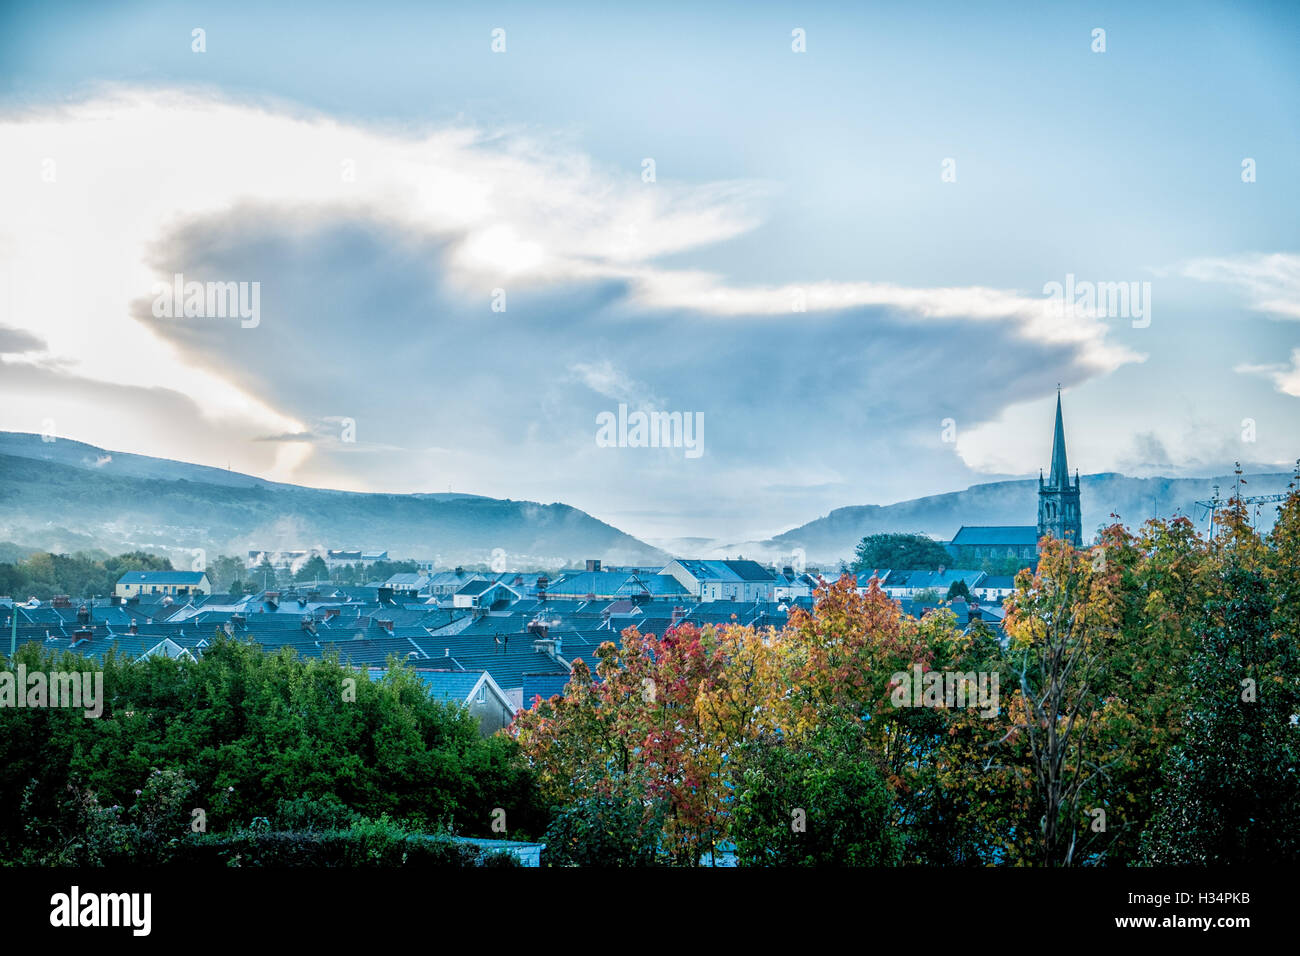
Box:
(1140, 478, 1300, 863)
(1000, 537, 1133, 865)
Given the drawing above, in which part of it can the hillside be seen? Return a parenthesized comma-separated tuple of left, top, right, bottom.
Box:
(0, 433, 667, 567)
(765, 471, 1297, 564)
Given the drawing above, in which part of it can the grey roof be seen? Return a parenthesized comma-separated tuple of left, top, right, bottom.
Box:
(722, 560, 777, 582)
(981, 575, 1018, 588)
(950, 526, 1039, 546)
(116, 571, 207, 585)
(368, 667, 490, 703)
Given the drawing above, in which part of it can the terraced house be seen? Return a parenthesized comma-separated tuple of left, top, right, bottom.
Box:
(114, 570, 210, 599)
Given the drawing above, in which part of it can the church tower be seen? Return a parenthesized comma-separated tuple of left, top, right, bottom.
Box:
(1037, 390, 1083, 546)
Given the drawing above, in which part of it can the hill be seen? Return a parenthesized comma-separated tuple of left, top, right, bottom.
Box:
(0, 432, 666, 567)
(764, 471, 1297, 565)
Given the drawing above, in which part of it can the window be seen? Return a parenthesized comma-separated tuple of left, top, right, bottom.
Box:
(477, 684, 486, 703)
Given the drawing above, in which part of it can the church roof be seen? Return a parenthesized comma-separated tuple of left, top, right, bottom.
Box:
(951, 526, 1040, 546)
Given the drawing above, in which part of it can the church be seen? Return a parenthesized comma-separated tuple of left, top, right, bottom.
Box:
(948, 390, 1083, 565)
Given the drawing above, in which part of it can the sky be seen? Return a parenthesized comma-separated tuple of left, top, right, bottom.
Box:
(1, 0, 1297, 545)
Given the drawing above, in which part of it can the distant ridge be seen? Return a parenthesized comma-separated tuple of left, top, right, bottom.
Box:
(763, 471, 1297, 564)
(0, 432, 666, 567)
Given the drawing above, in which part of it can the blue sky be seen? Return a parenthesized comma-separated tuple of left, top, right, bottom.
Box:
(1, 0, 1297, 547)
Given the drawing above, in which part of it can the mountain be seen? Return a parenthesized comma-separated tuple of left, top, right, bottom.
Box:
(0, 432, 667, 567)
(762, 471, 1297, 565)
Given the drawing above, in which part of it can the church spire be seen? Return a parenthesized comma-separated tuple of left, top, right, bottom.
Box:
(1048, 388, 1069, 488)
(1038, 387, 1083, 546)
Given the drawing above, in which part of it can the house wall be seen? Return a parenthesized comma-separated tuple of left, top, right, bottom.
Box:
(114, 576, 210, 598)
(468, 693, 516, 736)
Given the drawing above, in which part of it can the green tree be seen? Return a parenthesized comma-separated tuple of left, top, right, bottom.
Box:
(206, 555, 247, 593)
(852, 533, 952, 573)
(1140, 493, 1300, 864)
(944, 579, 971, 602)
(296, 555, 329, 584)
(0, 636, 546, 861)
(732, 723, 900, 866)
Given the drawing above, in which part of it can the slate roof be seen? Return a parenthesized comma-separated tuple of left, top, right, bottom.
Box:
(522, 672, 572, 706)
(980, 575, 1018, 589)
(722, 560, 777, 582)
(950, 526, 1039, 546)
(368, 667, 488, 702)
(116, 571, 207, 586)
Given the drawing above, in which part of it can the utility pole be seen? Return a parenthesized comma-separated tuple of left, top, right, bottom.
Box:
(9, 601, 17, 661)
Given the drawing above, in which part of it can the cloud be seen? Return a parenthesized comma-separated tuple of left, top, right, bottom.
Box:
(0, 88, 1148, 538)
(1182, 252, 1300, 320)
(569, 360, 662, 407)
(1236, 349, 1300, 398)
(0, 325, 46, 355)
(622, 271, 1142, 375)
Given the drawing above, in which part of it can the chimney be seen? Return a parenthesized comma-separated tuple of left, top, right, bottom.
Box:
(377, 619, 394, 634)
(128, 621, 138, 635)
(585, 559, 602, 573)
(77, 604, 90, 625)
(71, 628, 92, 647)
(670, 606, 685, 627)
(536, 575, 548, 603)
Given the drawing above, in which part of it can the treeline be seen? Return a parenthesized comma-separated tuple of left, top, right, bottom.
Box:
(515, 475, 1300, 866)
(0, 637, 545, 865)
(0, 550, 173, 601)
(0, 550, 432, 601)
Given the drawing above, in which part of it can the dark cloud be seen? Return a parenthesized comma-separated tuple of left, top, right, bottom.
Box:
(0, 325, 46, 355)
(131, 206, 1107, 534)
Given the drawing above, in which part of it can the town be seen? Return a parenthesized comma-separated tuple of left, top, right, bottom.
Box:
(1, 394, 1086, 737)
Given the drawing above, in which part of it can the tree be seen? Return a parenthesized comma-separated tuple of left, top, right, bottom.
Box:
(252, 556, 278, 590)
(732, 723, 900, 866)
(1140, 482, 1300, 863)
(945, 579, 971, 602)
(0, 637, 546, 862)
(206, 555, 246, 593)
(296, 555, 329, 584)
(1000, 537, 1131, 865)
(852, 533, 952, 573)
(541, 782, 666, 867)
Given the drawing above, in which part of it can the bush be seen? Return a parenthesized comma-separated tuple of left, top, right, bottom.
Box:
(172, 824, 519, 867)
